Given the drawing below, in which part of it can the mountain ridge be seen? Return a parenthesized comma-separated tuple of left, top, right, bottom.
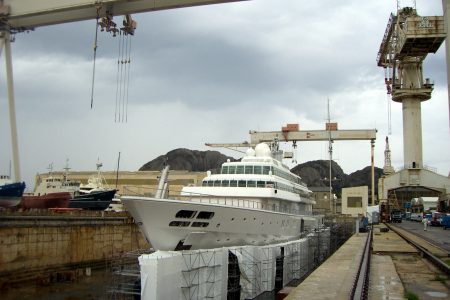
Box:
(139, 148, 383, 195)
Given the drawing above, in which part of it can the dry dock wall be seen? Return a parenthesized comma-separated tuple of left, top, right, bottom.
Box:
(0, 210, 149, 284)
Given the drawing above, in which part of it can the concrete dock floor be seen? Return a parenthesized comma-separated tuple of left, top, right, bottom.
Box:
(285, 233, 368, 300)
(285, 223, 449, 300)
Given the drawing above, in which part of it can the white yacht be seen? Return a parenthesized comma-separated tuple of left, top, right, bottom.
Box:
(122, 143, 321, 251)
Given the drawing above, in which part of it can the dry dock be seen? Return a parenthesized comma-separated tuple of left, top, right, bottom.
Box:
(0, 210, 149, 288)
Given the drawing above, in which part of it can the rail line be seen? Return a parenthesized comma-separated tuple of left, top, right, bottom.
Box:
(385, 223, 450, 277)
(350, 229, 372, 300)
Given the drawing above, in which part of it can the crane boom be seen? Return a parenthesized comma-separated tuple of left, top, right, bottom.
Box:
(250, 129, 377, 144)
(0, 0, 248, 30)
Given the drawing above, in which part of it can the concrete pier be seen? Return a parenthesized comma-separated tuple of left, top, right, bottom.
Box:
(285, 233, 368, 300)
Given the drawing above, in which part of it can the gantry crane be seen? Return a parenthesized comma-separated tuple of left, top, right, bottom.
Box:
(0, 0, 248, 182)
(206, 123, 378, 206)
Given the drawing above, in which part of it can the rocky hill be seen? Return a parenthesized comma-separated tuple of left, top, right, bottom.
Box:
(139, 148, 236, 173)
(139, 149, 383, 195)
(291, 161, 384, 197)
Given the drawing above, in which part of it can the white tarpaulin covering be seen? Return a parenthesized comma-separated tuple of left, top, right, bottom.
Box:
(139, 248, 228, 300)
(366, 205, 380, 223)
(138, 233, 330, 299)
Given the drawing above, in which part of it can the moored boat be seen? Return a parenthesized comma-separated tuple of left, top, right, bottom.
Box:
(33, 161, 116, 210)
(0, 175, 26, 208)
(69, 189, 117, 211)
(69, 161, 116, 210)
(122, 143, 322, 251)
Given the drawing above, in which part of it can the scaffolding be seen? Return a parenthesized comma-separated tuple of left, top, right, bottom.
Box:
(134, 220, 355, 299)
(107, 248, 153, 300)
(180, 249, 227, 300)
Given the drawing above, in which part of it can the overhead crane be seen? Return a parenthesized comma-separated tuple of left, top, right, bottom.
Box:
(0, 0, 248, 182)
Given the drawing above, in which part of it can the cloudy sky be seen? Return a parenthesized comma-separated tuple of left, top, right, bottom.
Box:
(0, 0, 448, 190)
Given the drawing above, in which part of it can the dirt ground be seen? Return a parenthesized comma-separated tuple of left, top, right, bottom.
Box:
(391, 253, 450, 299)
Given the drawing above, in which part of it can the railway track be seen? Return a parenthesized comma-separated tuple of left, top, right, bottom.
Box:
(351, 223, 450, 299)
(385, 223, 450, 277)
(350, 228, 372, 300)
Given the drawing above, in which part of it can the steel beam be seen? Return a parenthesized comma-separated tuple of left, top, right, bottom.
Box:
(249, 129, 377, 145)
(1, 0, 248, 29)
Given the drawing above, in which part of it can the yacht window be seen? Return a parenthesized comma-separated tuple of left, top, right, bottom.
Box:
(236, 166, 244, 174)
(197, 211, 215, 219)
(229, 166, 236, 174)
(221, 180, 230, 187)
(202, 181, 208, 187)
(221, 166, 229, 174)
(207, 181, 214, 187)
(257, 181, 265, 188)
(238, 180, 246, 187)
(263, 166, 271, 175)
(254, 166, 262, 174)
(192, 222, 209, 228)
(245, 166, 253, 174)
(169, 221, 190, 227)
(266, 181, 274, 188)
(247, 180, 256, 187)
(175, 210, 197, 219)
(214, 180, 221, 187)
(230, 180, 238, 187)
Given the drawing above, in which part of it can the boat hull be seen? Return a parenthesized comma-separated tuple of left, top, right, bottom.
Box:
(0, 182, 26, 208)
(122, 196, 318, 251)
(69, 189, 116, 210)
(21, 192, 71, 209)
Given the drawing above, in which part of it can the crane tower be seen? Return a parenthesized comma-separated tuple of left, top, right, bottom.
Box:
(376, 6, 450, 207)
(377, 7, 445, 169)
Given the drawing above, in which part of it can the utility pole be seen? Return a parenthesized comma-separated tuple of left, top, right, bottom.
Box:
(327, 99, 334, 213)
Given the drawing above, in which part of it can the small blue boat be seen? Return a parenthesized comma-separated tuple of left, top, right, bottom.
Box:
(0, 175, 26, 208)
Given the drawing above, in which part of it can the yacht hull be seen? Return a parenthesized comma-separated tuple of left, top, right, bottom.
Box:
(122, 196, 316, 251)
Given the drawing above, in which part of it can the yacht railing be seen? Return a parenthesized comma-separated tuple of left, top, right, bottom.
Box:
(122, 185, 312, 216)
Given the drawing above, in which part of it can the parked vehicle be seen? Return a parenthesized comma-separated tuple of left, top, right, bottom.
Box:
(391, 210, 402, 223)
(442, 215, 450, 230)
(405, 211, 411, 220)
(410, 197, 438, 222)
(430, 212, 444, 226)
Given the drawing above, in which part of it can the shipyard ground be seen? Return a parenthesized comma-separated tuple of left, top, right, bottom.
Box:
(285, 222, 450, 300)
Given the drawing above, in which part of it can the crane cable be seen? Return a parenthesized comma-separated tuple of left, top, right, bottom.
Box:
(115, 23, 133, 123)
(123, 34, 132, 123)
(114, 31, 123, 122)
